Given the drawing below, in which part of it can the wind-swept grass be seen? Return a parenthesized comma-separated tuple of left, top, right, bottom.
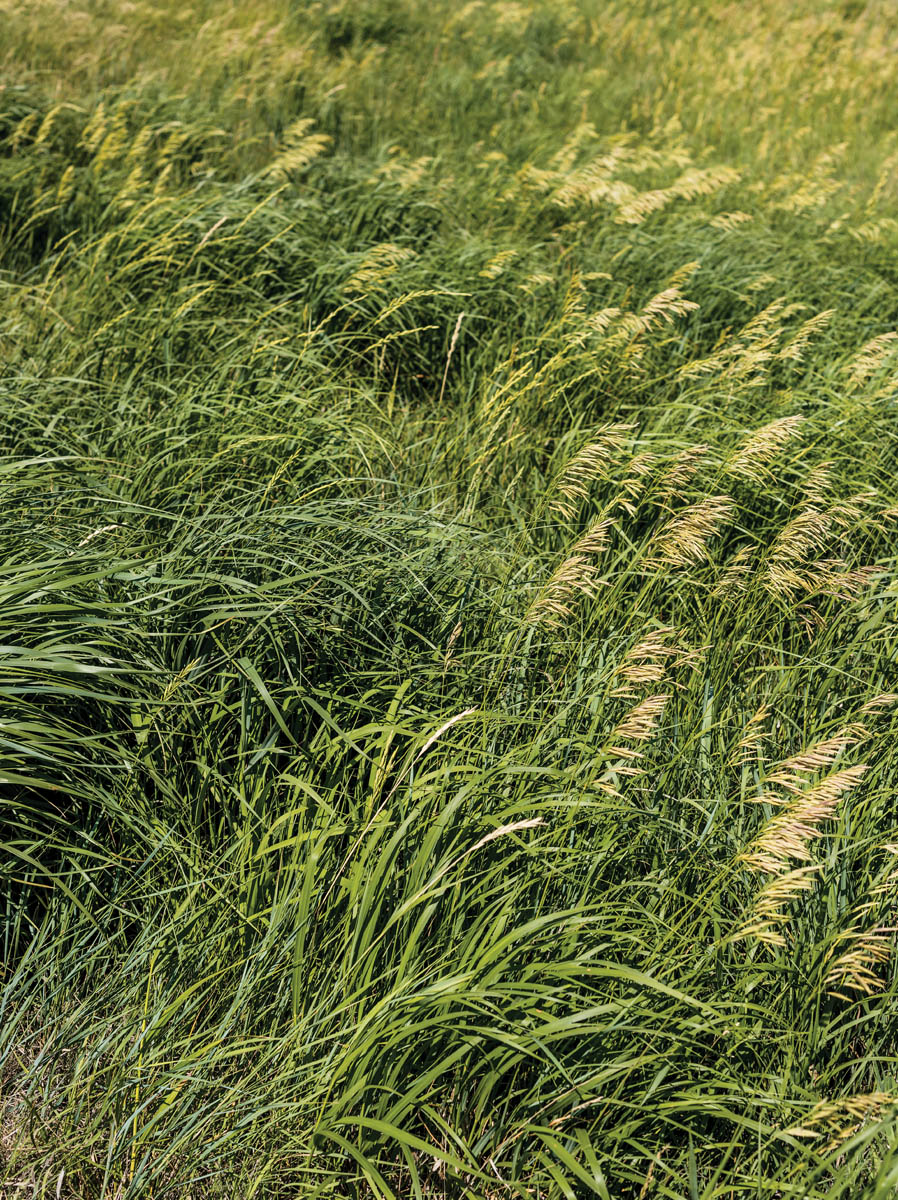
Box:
(3, 1, 898, 1196)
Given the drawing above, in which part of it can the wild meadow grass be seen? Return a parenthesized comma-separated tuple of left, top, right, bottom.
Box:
(3, 1, 898, 1195)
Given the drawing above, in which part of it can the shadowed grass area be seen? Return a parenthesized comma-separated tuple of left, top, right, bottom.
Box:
(3, 1, 898, 1196)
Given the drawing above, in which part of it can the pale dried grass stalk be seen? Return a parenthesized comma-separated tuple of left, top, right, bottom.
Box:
(648, 495, 734, 569)
(844, 332, 898, 388)
(549, 425, 635, 519)
(713, 545, 756, 598)
(264, 118, 331, 179)
(729, 703, 770, 768)
(737, 737, 868, 945)
(725, 415, 803, 485)
(825, 925, 893, 1000)
(861, 693, 898, 714)
(525, 518, 614, 627)
(740, 866, 820, 947)
(786, 1093, 897, 1154)
(611, 694, 668, 743)
(656, 444, 709, 501)
(438, 312, 466, 407)
(610, 626, 702, 697)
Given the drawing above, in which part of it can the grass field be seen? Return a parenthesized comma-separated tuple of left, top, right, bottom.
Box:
(4, 1, 898, 1196)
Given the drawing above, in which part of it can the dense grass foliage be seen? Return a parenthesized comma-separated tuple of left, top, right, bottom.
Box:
(4, 1, 898, 1195)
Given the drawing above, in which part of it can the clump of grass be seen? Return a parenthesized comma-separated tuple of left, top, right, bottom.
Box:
(3, 1, 898, 1197)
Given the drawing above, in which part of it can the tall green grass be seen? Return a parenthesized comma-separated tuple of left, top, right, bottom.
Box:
(4, 1, 898, 1196)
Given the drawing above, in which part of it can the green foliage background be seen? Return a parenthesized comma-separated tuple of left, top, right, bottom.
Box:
(3, 1, 898, 1195)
